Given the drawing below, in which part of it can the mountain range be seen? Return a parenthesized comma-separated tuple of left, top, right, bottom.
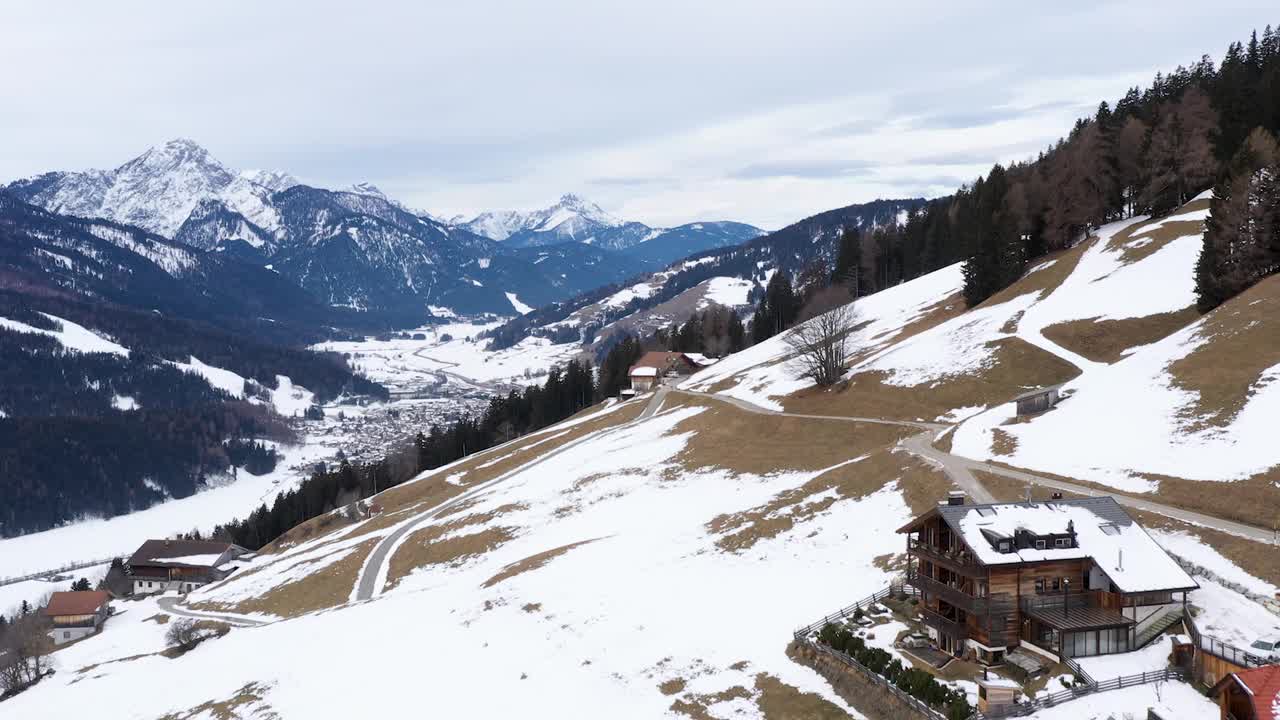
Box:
(4, 140, 764, 320)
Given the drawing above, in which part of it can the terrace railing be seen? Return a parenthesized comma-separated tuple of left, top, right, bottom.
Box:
(792, 583, 919, 641)
(1185, 614, 1268, 668)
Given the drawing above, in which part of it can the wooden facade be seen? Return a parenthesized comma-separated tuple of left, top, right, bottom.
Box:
(900, 498, 1193, 665)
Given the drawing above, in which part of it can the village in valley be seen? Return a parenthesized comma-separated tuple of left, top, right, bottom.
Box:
(4, 8, 1280, 720)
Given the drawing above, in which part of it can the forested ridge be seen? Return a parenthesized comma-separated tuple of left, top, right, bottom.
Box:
(831, 25, 1280, 312)
(0, 292, 387, 538)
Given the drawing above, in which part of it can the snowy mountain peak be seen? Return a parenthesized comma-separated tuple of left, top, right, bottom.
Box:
(459, 193, 622, 243)
(4, 140, 295, 238)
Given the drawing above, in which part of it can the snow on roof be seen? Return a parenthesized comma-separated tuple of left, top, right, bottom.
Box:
(949, 498, 1196, 594)
(629, 366, 658, 377)
(683, 353, 717, 366)
(154, 553, 226, 567)
(978, 677, 1021, 690)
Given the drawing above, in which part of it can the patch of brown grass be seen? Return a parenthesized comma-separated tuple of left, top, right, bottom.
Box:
(786, 337, 1079, 422)
(672, 394, 909, 475)
(145, 613, 171, 625)
(659, 678, 687, 696)
(670, 685, 754, 720)
(194, 538, 379, 618)
(1041, 308, 1199, 364)
(1168, 274, 1280, 428)
(708, 446, 950, 552)
(754, 673, 853, 720)
(482, 538, 601, 588)
(1106, 201, 1209, 266)
(157, 682, 277, 720)
(385, 514, 517, 589)
(980, 241, 1090, 309)
(991, 428, 1018, 456)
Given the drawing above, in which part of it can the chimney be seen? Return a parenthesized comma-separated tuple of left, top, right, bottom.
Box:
(1117, 549, 1123, 572)
(947, 491, 966, 506)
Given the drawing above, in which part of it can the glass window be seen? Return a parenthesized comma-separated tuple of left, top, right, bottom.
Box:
(1056, 538, 1070, 548)
(1052, 577, 1061, 591)
(1035, 578, 1046, 592)
(1036, 539, 1046, 549)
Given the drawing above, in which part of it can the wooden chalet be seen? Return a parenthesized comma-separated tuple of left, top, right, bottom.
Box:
(127, 539, 247, 595)
(44, 590, 112, 645)
(628, 351, 701, 391)
(898, 493, 1197, 665)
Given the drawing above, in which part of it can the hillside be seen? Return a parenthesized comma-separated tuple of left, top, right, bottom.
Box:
(9, 197, 1276, 720)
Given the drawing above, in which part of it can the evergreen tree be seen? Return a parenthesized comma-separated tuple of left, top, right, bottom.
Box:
(1197, 127, 1280, 311)
(832, 225, 866, 295)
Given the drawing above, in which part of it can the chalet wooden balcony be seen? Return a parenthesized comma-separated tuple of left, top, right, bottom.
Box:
(919, 607, 969, 640)
(906, 537, 986, 579)
(904, 569, 1016, 616)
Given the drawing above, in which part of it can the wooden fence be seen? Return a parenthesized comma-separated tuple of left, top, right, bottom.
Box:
(792, 583, 917, 640)
(0, 556, 122, 588)
(797, 637, 947, 720)
(1185, 614, 1267, 669)
(975, 668, 1188, 718)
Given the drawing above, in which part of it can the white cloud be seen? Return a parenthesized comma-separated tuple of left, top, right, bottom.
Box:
(1, 0, 1272, 229)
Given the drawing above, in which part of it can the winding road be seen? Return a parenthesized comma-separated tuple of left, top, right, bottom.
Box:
(157, 596, 264, 628)
(670, 389, 1275, 544)
(352, 388, 672, 602)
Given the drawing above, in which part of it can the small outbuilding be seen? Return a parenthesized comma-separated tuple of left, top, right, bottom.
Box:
(1013, 386, 1061, 416)
(1210, 665, 1280, 720)
(44, 590, 112, 645)
(976, 677, 1020, 715)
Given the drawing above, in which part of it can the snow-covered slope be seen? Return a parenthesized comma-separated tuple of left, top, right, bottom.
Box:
(686, 193, 1280, 503)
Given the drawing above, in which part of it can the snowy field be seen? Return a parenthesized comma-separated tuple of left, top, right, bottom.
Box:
(313, 320, 581, 392)
(6, 391, 1268, 720)
(0, 441, 329, 583)
(4, 401, 915, 719)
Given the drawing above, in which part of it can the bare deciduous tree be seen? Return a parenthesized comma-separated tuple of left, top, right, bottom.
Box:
(784, 302, 858, 387)
(165, 618, 209, 650)
(0, 614, 51, 694)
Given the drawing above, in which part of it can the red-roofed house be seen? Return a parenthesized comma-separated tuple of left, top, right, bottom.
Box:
(43, 590, 112, 645)
(1211, 665, 1280, 720)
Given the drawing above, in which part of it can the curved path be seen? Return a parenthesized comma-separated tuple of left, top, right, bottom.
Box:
(353, 388, 672, 602)
(675, 389, 1274, 544)
(157, 596, 265, 628)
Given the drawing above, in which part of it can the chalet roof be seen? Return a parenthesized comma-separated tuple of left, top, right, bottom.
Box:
(1211, 666, 1280, 720)
(44, 590, 110, 617)
(899, 497, 1197, 594)
(629, 366, 659, 377)
(128, 539, 243, 569)
(1011, 384, 1063, 402)
(631, 351, 697, 370)
(683, 353, 717, 367)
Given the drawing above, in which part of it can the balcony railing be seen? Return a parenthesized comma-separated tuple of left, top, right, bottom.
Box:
(919, 607, 969, 640)
(906, 537, 986, 579)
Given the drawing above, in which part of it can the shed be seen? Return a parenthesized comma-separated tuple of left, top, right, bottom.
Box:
(1210, 665, 1280, 720)
(1014, 386, 1061, 416)
(977, 677, 1021, 714)
(628, 365, 660, 392)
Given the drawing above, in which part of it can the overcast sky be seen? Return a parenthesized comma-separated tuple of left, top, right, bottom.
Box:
(3, 2, 1275, 229)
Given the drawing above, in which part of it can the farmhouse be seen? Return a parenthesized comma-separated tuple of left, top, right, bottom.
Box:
(628, 351, 701, 391)
(1013, 385, 1061, 416)
(899, 494, 1197, 665)
(128, 539, 248, 595)
(44, 591, 112, 645)
(1210, 665, 1280, 720)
